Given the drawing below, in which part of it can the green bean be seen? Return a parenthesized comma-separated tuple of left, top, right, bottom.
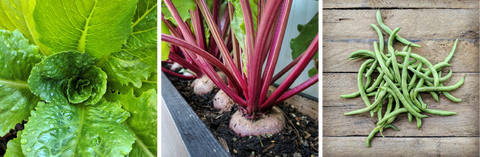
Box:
(418, 94, 428, 110)
(365, 60, 378, 77)
(378, 108, 408, 125)
(421, 108, 457, 116)
(408, 62, 423, 90)
(408, 68, 452, 83)
(385, 96, 393, 116)
(377, 103, 383, 121)
(349, 49, 376, 59)
(407, 113, 412, 123)
(419, 62, 451, 73)
(401, 48, 418, 113)
(416, 116, 422, 129)
(436, 71, 461, 102)
(417, 79, 440, 102)
(410, 89, 423, 109)
(395, 52, 439, 87)
(440, 83, 462, 102)
(383, 75, 428, 118)
(366, 92, 377, 97)
(374, 42, 395, 80)
(384, 124, 400, 131)
(376, 9, 421, 47)
(444, 39, 458, 63)
(366, 126, 381, 147)
(388, 27, 402, 83)
(370, 24, 386, 59)
(415, 75, 465, 93)
(365, 75, 372, 90)
(357, 59, 375, 108)
(344, 89, 387, 115)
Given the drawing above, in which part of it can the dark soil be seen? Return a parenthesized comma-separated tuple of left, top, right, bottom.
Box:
(167, 75, 319, 157)
(0, 121, 25, 157)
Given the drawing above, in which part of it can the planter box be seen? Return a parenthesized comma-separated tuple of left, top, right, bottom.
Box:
(160, 72, 319, 156)
(161, 72, 230, 156)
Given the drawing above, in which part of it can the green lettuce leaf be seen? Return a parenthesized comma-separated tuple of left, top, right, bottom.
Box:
(119, 89, 157, 157)
(33, 0, 138, 58)
(100, 0, 157, 88)
(290, 13, 318, 60)
(21, 99, 135, 156)
(0, 29, 42, 136)
(0, 0, 51, 56)
(28, 51, 107, 105)
(127, 0, 157, 50)
(101, 48, 156, 88)
(4, 131, 25, 157)
(161, 0, 196, 24)
(105, 73, 157, 100)
(228, 0, 258, 50)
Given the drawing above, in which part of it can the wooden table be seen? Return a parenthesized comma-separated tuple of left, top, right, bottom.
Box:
(322, 1, 479, 156)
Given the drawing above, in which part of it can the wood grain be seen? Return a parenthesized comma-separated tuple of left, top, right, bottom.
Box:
(324, 10, 479, 40)
(324, 0, 479, 9)
(324, 137, 479, 156)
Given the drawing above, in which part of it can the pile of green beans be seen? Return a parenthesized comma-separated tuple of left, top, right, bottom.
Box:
(341, 9, 465, 147)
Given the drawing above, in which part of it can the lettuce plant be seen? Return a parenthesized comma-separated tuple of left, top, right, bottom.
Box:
(0, 0, 157, 156)
(162, 0, 318, 135)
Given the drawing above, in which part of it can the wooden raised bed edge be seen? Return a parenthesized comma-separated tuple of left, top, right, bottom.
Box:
(161, 72, 230, 156)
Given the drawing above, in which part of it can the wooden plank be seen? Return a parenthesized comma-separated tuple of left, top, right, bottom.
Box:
(323, 137, 479, 156)
(161, 99, 189, 157)
(323, 74, 479, 136)
(323, 9, 479, 40)
(161, 73, 230, 157)
(324, 0, 479, 9)
(323, 106, 479, 136)
(323, 39, 479, 72)
(267, 86, 318, 121)
(323, 73, 479, 107)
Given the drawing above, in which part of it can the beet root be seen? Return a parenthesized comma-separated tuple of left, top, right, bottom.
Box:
(213, 90, 234, 111)
(170, 62, 183, 71)
(193, 71, 228, 95)
(216, 71, 228, 84)
(193, 75, 215, 95)
(229, 106, 285, 137)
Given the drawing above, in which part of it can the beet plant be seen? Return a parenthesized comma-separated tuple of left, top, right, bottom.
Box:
(0, 0, 157, 156)
(161, 0, 231, 95)
(162, 0, 318, 136)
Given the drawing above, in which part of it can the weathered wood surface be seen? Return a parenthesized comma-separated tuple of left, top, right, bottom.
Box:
(324, 74, 479, 136)
(324, 137, 479, 157)
(324, 0, 480, 9)
(323, 1, 479, 156)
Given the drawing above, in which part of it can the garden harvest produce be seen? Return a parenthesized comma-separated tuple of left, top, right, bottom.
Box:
(162, 0, 318, 136)
(341, 9, 465, 147)
(0, 0, 157, 156)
